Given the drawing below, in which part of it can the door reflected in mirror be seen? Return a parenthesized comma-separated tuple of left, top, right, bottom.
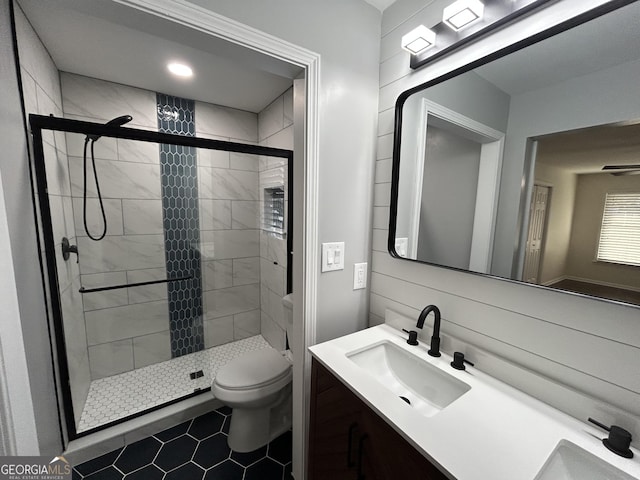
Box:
(396, 100, 504, 273)
(390, 1, 640, 307)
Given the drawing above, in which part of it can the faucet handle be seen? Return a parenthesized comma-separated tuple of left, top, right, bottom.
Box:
(588, 418, 633, 458)
(402, 329, 419, 346)
(451, 352, 474, 370)
(62, 237, 79, 263)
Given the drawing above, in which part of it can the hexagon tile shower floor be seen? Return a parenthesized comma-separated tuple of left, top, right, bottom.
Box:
(78, 335, 270, 432)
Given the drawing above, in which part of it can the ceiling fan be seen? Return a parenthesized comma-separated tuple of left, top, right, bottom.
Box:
(601, 164, 640, 176)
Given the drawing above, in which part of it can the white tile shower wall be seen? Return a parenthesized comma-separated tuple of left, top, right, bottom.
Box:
(127, 268, 169, 304)
(61, 72, 165, 380)
(60, 72, 277, 383)
(59, 74, 263, 379)
(61, 73, 169, 381)
(257, 88, 293, 351)
(61, 73, 157, 130)
(80, 272, 128, 311)
(371, 0, 640, 431)
(195, 100, 261, 348)
(195, 102, 258, 142)
(15, 6, 90, 430)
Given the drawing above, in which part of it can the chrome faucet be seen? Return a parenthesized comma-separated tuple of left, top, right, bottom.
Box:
(416, 305, 441, 357)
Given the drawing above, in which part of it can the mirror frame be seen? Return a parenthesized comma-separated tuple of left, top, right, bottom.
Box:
(388, 0, 639, 309)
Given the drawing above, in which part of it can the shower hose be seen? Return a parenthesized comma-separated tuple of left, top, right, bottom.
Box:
(83, 136, 108, 241)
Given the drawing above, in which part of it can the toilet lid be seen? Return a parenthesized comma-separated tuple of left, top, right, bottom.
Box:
(215, 348, 291, 390)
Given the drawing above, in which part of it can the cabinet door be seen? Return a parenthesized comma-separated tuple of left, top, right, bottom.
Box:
(354, 430, 385, 480)
(309, 360, 363, 480)
(361, 407, 450, 480)
(309, 359, 452, 480)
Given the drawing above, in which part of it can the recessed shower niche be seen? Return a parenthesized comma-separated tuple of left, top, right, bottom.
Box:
(30, 111, 293, 439)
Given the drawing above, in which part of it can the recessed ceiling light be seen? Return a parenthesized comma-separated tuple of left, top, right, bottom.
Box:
(167, 62, 193, 77)
(401, 25, 437, 54)
(443, 0, 484, 31)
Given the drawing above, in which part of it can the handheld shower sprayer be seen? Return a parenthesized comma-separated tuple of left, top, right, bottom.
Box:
(86, 115, 133, 141)
(83, 115, 133, 241)
(106, 114, 133, 127)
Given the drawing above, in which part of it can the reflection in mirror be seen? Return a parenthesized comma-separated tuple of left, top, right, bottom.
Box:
(523, 123, 640, 305)
(390, 1, 640, 306)
(396, 99, 504, 273)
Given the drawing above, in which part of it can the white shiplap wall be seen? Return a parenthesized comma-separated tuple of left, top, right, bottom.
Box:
(370, 0, 640, 436)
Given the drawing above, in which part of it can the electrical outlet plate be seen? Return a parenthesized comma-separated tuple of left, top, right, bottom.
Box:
(322, 242, 345, 272)
(353, 262, 367, 289)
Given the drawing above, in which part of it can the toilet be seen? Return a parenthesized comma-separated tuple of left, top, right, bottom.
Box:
(212, 294, 294, 452)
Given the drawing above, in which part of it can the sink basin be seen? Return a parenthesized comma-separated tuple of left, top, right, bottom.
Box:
(346, 341, 470, 417)
(534, 440, 636, 480)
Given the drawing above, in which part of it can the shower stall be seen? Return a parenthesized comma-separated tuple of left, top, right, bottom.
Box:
(29, 111, 293, 441)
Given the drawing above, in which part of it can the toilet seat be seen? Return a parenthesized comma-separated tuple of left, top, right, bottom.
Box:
(214, 347, 291, 391)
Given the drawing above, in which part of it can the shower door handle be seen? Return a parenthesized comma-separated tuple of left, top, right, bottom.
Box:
(79, 275, 193, 293)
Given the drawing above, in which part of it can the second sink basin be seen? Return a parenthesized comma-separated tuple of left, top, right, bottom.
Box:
(534, 440, 636, 480)
(346, 341, 470, 417)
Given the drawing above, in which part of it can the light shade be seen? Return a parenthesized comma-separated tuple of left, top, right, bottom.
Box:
(167, 62, 193, 77)
(401, 25, 437, 54)
(443, 0, 485, 31)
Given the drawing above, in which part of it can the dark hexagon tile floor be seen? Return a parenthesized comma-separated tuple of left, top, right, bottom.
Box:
(72, 406, 292, 479)
(114, 437, 162, 473)
(154, 434, 199, 471)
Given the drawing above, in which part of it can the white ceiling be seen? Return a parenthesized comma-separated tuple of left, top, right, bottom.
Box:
(472, 2, 640, 176)
(536, 122, 640, 175)
(17, 0, 303, 113)
(475, 1, 640, 96)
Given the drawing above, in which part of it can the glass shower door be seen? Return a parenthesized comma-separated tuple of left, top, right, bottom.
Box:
(30, 115, 292, 439)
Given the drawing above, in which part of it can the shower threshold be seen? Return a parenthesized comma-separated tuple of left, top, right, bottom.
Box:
(77, 335, 271, 434)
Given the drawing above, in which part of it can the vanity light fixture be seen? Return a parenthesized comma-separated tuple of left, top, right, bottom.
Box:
(401, 25, 437, 54)
(167, 62, 193, 78)
(406, 0, 550, 70)
(443, 0, 485, 31)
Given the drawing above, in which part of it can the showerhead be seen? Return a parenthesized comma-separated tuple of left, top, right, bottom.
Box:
(87, 115, 133, 141)
(106, 115, 133, 128)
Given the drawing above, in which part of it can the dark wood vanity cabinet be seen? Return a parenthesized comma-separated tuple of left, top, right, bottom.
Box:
(308, 359, 450, 480)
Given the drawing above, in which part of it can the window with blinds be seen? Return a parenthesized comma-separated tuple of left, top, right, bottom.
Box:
(263, 186, 285, 238)
(596, 192, 640, 267)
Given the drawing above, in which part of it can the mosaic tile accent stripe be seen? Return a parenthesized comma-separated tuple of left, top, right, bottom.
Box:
(157, 93, 204, 357)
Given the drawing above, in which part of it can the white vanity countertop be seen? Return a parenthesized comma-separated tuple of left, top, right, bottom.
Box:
(309, 324, 640, 480)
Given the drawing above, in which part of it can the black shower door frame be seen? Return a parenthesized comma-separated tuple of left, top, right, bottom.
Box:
(29, 114, 294, 443)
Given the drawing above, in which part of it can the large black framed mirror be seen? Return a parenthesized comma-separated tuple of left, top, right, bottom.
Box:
(389, 0, 640, 307)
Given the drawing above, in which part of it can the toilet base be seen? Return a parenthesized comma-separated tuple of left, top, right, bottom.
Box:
(227, 386, 292, 452)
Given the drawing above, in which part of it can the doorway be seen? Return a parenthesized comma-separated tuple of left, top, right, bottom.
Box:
(15, 1, 320, 476)
(404, 99, 505, 273)
(522, 184, 550, 283)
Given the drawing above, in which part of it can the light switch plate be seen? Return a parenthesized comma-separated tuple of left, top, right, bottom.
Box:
(322, 242, 345, 272)
(353, 262, 367, 289)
